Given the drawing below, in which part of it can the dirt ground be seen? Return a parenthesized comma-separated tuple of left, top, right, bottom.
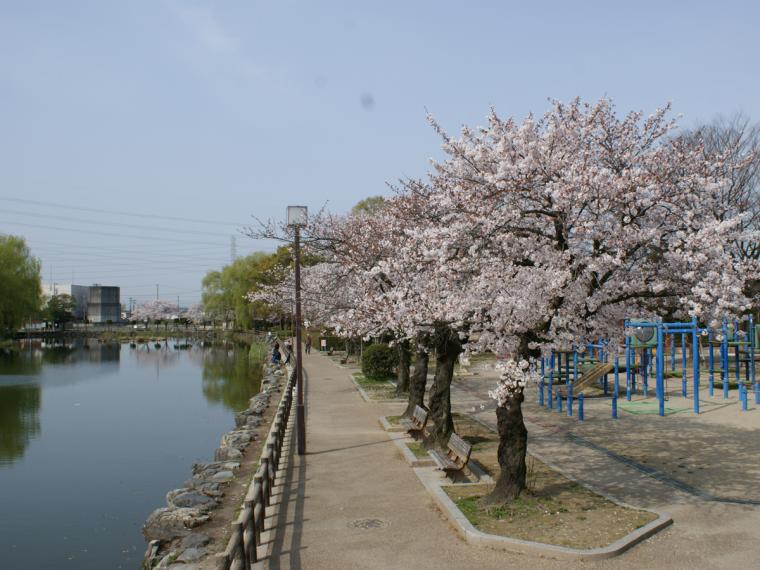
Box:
(444, 413, 656, 549)
(444, 481, 656, 549)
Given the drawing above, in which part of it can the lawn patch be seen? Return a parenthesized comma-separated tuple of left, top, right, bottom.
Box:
(351, 372, 403, 401)
(405, 441, 430, 459)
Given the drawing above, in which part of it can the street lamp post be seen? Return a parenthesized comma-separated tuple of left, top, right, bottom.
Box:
(287, 205, 308, 455)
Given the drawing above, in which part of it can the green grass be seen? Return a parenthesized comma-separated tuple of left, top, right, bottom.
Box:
(455, 493, 559, 521)
(353, 372, 393, 388)
(351, 372, 401, 400)
(405, 441, 430, 459)
(386, 415, 401, 425)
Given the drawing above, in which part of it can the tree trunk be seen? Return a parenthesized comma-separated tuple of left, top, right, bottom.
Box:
(401, 347, 429, 418)
(396, 339, 411, 396)
(427, 328, 462, 447)
(485, 392, 528, 504)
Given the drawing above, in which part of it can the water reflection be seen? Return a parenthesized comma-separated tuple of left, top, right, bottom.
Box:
(0, 383, 41, 466)
(0, 350, 42, 376)
(0, 338, 264, 569)
(14, 339, 122, 365)
(0, 340, 261, 467)
(80, 342, 121, 363)
(130, 343, 181, 368)
(202, 343, 263, 411)
(0, 341, 120, 465)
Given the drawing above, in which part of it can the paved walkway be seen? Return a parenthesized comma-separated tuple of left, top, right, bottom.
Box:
(265, 353, 760, 569)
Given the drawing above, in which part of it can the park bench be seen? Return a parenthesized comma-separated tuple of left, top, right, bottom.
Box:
(429, 432, 472, 474)
(398, 405, 429, 438)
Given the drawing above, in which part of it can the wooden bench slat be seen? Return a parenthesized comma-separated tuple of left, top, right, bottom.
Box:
(429, 449, 458, 470)
(430, 432, 472, 473)
(448, 433, 472, 460)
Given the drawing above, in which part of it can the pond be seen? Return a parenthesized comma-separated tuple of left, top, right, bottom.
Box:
(0, 339, 263, 570)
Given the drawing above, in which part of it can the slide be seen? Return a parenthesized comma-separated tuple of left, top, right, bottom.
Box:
(557, 361, 615, 396)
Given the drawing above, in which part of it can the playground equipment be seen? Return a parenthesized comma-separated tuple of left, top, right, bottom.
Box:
(625, 318, 702, 415)
(539, 342, 615, 419)
(537, 315, 757, 420)
(707, 318, 758, 399)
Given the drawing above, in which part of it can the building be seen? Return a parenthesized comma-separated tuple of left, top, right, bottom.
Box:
(40, 283, 90, 320)
(87, 285, 120, 323)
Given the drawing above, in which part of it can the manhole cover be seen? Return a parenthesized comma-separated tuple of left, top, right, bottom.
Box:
(347, 518, 388, 530)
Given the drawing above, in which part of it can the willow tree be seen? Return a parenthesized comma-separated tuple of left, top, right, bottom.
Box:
(0, 236, 41, 337)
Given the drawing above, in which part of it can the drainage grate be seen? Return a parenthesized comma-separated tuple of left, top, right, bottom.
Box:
(347, 518, 388, 530)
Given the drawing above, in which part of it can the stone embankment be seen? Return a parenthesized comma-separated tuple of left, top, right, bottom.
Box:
(141, 357, 286, 569)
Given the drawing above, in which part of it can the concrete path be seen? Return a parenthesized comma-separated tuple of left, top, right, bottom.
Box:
(264, 353, 760, 569)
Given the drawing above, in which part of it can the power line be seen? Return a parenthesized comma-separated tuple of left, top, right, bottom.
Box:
(25, 240, 229, 258)
(24, 237, 227, 252)
(39, 260, 218, 272)
(39, 263, 217, 274)
(0, 196, 250, 227)
(4, 208, 233, 237)
(19, 236, 271, 257)
(33, 250, 226, 264)
(0, 219, 229, 245)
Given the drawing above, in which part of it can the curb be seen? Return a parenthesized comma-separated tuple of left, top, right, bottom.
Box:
(415, 467, 672, 560)
(378, 415, 407, 433)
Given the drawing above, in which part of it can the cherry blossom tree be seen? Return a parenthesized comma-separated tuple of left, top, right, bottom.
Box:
(132, 299, 178, 323)
(305, 194, 476, 434)
(184, 303, 205, 324)
(687, 114, 760, 304)
(422, 98, 758, 502)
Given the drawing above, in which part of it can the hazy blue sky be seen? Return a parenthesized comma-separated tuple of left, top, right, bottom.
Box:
(2, 1, 759, 306)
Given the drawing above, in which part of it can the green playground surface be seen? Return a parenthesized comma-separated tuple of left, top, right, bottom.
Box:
(619, 400, 691, 416)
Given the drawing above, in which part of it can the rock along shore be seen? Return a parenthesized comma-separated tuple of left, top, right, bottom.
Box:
(141, 354, 287, 570)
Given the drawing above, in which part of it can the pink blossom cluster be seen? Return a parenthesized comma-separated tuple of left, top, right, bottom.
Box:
(183, 303, 205, 323)
(131, 299, 179, 322)
(488, 359, 540, 407)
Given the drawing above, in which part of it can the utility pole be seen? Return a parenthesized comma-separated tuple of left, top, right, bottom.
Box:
(156, 284, 159, 300)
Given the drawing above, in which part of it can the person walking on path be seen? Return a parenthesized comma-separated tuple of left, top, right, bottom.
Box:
(305, 334, 312, 354)
(271, 342, 281, 364)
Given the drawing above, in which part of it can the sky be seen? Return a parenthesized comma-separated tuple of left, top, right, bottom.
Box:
(2, 0, 759, 307)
